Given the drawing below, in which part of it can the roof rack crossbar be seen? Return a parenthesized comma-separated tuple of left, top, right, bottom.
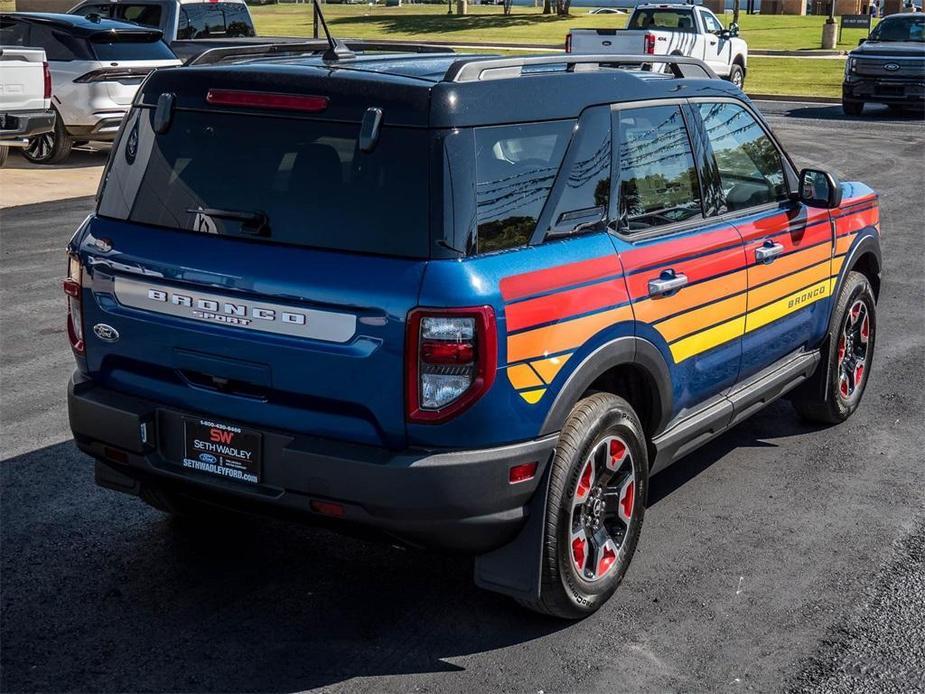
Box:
(443, 54, 717, 83)
(187, 40, 454, 67)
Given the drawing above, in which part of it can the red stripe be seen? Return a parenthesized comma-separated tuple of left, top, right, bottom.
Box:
(736, 208, 829, 243)
(506, 279, 629, 333)
(624, 245, 746, 300)
(620, 226, 742, 272)
(500, 255, 620, 303)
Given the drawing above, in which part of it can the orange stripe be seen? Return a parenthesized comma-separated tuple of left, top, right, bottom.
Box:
(835, 232, 858, 256)
(655, 293, 747, 343)
(748, 260, 830, 310)
(748, 243, 831, 286)
(506, 305, 633, 363)
(632, 269, 748, 324)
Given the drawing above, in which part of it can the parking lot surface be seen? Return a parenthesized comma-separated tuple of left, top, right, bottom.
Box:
(1, 102, 923, 693)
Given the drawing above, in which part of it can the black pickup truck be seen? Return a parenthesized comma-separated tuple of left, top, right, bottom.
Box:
(67, 0, 303, 61)
(843, 13, 925, 115)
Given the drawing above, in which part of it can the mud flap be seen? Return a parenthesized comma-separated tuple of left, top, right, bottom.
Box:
(473, 463, 553, 601)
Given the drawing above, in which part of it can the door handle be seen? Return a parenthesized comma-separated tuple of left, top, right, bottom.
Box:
(755, 241, 785, 264)
(709, 39, 717, 45)
(648, 270, 688, 297)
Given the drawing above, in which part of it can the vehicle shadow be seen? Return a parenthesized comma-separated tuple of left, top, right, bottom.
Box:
(0, 400, 818, 692)
(779, 102, 925, 122)
(2, 145, 110, 170)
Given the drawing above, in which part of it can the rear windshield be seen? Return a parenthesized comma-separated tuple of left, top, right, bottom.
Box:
(628, 9, 697, 32)
(98, 108, 431, 257)
(90, 35, 175, 61)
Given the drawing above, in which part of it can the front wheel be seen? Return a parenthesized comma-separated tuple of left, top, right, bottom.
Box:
(518, 393, 648, 619)
(727, 64, 745, 89)
(791, 271, 876, 424)
(842, 99, 864, 116)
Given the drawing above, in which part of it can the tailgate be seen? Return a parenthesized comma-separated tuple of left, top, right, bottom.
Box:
(78, 218, 424, 449)
(0, 48, 46, 113)
(568, 29, 645, 54)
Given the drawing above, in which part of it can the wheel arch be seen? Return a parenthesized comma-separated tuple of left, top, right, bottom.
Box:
(539, 337, 673, 441)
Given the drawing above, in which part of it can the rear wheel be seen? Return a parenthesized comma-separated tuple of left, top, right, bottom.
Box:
(727, 64, 745, 89)
(792, 271, 876, 424)
(23, 112, 72, 165)
(842, 99, 864, 116)
(518, 393, 647, 619)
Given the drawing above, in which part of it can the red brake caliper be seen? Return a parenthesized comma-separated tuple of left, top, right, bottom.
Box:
(620, 480, 635, 520)
(572, 536, 587, 572)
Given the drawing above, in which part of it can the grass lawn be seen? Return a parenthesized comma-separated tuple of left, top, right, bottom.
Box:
(252, 4, 872, 52)
(745, 56, 844, 98)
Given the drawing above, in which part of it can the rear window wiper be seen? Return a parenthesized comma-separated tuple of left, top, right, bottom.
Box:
(187, 207, 271, 237)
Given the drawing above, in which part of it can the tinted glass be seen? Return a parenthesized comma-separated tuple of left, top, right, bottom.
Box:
(26, 24, 93, 61)
(617, 105, 702, 232)
(697, 102, 787, 213)
(98, 108, 430, 257)
(177, 3, 254, 39)
(0, 17, 29, 45)
(73, 4, 113, 18)
(870, 16, 923, 41)
(475, 120, 573, 253)
(91, 36, 175, 61)
(628, 9, 696, 31)
(550, 106, 611, 235)
(119, 4, 164, 28)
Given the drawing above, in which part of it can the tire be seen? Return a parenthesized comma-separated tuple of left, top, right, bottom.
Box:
(842, 99, 864, 116)
(518, 393, 648, 619)
(791, 271, 876, 424)
(727, 63, 745, 89)
(23, 112, 72, 165)
(0, 146, 8, 168)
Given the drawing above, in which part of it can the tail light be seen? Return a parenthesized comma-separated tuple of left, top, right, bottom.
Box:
(64, 254, 84, 354)
(206, 89, 329, 113)
(644, 33, 656, 55)
(43, 61, 52, 99)
(406, 307, 497, 424)
(565, 33, 572, 53)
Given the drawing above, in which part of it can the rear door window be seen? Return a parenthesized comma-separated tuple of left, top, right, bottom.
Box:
(177, 3, 254, 39)
(615, 105, 703, 232)
(475, 120, 573, 253)
(118, 4, 164, 29)
(24, 24, 94, 61)
(0, 17, 29, 45)
(97, 107, 431, 257)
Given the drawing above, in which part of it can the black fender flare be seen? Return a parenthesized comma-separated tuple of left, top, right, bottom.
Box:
(539, 336, 674, 438)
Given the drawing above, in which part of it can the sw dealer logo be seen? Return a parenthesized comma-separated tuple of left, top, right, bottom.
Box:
(209, 428, 235, 445)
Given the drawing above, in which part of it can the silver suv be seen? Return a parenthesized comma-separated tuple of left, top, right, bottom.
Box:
(0, 12, 179, 164)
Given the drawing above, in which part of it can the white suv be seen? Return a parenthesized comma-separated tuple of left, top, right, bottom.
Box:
(0, 12, 180, 164)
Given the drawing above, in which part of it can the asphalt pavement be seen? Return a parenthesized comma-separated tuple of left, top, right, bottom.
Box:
(1, 102, 923, 693)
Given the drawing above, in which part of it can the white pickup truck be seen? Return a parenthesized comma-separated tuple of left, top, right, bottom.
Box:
(567, 4, 749, 88)
(0, 46, 55, 166)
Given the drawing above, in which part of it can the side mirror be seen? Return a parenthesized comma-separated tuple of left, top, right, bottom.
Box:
(719, 29, 731, 39)
(728, 22, 740, 36)
(798, 168, 843, 209)
(858, 37, 867, 44)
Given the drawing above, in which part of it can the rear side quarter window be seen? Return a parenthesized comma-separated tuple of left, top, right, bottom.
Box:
(475, 120, 573, 253)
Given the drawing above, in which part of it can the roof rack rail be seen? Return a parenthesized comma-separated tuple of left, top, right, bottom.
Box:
(443, 54, 717, 83)
(188, 40, 454, 67)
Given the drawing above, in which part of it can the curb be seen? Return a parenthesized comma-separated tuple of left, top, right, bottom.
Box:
(752, 49, 846, 57)
(747, 93, 842, 103)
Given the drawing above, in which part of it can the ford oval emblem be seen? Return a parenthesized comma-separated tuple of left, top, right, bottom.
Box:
(883, 63, 901, 71)
(198, 453, 218, 464)
(92, 324, 120, 343)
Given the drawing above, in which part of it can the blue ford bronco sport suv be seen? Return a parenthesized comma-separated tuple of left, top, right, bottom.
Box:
(66, 46, 882, 618)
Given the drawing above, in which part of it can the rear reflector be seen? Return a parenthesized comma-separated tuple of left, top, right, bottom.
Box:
(310, 500, 345, 518)
(206, 89, 329, 113)
(509, 462, 538, 484)
(43, 61, 52, 99)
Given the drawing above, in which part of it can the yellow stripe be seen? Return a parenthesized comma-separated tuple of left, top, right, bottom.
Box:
(748, 260, 830, 311)
(670, 316, 745, 363)
(746, 279, 833, 333)
(506, 363, 543, 391)
(531, 353, 572, 384)
(519, 388, 546, 404)
(656, 293, 747, 343)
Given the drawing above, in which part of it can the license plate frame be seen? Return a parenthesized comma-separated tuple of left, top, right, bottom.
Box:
(181, 417, 262, 485)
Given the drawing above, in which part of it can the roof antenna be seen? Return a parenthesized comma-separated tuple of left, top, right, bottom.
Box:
(311, 0, 355, 62)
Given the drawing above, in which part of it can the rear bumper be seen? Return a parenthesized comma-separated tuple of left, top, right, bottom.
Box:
(0, 109, 55, 143)
(68, 372, 556, 553)
(843, 78, 925, 104)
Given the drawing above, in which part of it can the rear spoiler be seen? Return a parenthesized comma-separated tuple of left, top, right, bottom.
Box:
(88, 28, 164, 43)
(187, 40, 454, 66)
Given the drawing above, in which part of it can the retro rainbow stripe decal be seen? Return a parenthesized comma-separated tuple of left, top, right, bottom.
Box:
(502, 195, 879, 405)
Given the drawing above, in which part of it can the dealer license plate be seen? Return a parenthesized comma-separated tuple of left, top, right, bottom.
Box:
(182, 418, 262, 485)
